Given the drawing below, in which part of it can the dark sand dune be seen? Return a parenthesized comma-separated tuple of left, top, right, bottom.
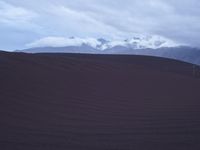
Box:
(0, 51, 200, 150)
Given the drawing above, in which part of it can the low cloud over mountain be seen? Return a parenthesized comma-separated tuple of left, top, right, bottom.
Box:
(18, 35, 200, 65)
(26, 35, 179, 50)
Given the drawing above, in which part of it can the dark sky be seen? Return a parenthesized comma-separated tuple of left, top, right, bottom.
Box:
(0, 0, 200, 50)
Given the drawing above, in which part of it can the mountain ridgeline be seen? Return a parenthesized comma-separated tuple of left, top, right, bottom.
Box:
(18, 37, 200, 65)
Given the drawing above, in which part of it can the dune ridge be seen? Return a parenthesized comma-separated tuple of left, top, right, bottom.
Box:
(0, 51, 200, 150)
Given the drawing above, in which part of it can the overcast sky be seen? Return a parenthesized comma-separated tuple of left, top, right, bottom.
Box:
(0, 0, 200, 50)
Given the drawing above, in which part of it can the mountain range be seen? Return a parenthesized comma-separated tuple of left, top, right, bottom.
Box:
(17, 36, 200, 65)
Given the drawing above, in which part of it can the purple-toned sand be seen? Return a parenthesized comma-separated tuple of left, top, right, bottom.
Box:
(0, 51, 200, 150)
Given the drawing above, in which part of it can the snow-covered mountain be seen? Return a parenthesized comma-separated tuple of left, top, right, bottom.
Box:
(25, 35, 180, 51)
(99, 35, 179, 50)
(18, 36, 200, 65)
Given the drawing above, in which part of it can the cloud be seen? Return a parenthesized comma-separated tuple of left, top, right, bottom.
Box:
(43, 5, 125, 38)
(26, 36, 101, 48)
(0, 1, 37, 26)
(26, 35, 180, 50)
(0, 1, 43, 50)
(1, 0, 200, 50)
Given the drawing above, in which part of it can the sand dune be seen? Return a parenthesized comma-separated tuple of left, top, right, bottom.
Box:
(0, 51, 200, 150)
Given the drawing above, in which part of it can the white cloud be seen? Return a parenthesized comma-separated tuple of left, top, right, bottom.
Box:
(26, 36, 101, 48)
(26, 35, 180, 50)
(1, 0, 200, 50)
(41, 5, 126, 39)
(0, 1, 37, 24)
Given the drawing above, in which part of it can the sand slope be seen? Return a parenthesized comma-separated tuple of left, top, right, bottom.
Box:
(0, 51, 200, 150)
